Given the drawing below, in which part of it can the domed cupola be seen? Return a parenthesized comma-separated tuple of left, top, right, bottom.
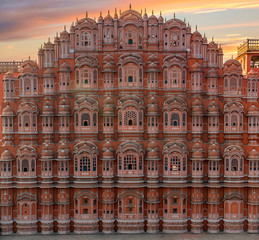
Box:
(102, 96, 115, 116)
(191, 142, 204, 161)
(147, 96, 159, 115)
(190, 62, 203, 72)
(43, 68, 55, 78)
(247, 148, 259, 161)
(40, 144, 54, 160)
(247, 105, 259, 116)
(207, 144, 221, 161)
(20, 59, 38, 74)
(2, 105, 15, 117)
(4, 72, 14, 80)
(57, 142, 70, 159)
(102, 140, 115, 161)
(158, 12, 164, 23)
(58, 98, 70, 115)
(207, 100, 219, 116)
(207, 68, 219, 78)
(146, 140, 159, 160)
(192, 99, 203, 115)
(59, 62, 71, 72)
(42, 101, 54, 116)
(60, 26, 69, 40)
(0, 150, 13, 161)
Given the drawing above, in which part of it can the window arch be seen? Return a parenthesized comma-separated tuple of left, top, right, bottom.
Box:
(171, 113, 180, 126)
(81, 113, 90, 126)
(224, 146, 244, 177)
(163, 142, 188, 178)
(224, 103, 244, 133)
(82, 32, 91, 47)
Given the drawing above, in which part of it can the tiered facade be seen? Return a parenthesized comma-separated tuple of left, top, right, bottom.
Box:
(1, 8, 259, 235)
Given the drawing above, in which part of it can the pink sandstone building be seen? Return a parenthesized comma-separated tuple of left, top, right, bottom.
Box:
(0, 8, 259, 235)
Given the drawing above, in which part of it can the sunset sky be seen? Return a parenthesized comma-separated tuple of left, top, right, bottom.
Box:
(1, 0, 259, 62)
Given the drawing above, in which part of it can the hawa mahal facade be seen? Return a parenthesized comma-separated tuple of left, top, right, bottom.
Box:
(1, 8, 259, 235)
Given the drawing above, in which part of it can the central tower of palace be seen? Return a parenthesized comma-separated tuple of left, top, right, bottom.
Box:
(0, 8, 259, 235)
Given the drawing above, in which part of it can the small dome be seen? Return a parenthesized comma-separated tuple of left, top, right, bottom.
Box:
(59, 62, 71, 72)
(4, 72, 14, 79)
(103, 97, 115, 115)
(207, 68, 219, 78)
(42, 101, 54, 115)
(207, 144, 220, 160)
(103, 62, 115, 72)
(58, 99, 70, 113)
(149, 14, 157, 22)
(103, 54, 115, 63)
(147, 140, 159, 150)
(192, 31, 202, 40)
(192, 99, 203, 113)
(102, 150, 114, 158)
(2, 105, 15, 116)
(248, 149, 259, 160)
(247, 105, 259, 116)
(60, 28, 69, 40)
(103, 141, 114, 150)
(191, 142, 204, 159)
(43, 68, 55, 77)
(41, 144, 54, 159)
(57, 142, 69, 159)
(208, 100, 219, 113)
(20, 60, 38, 74)
(147, 62, 158, 72)
(147, 149, 159, 159)
(191, 62, 202, 72)
(1, 150, 13, 161)
(147, 54, 158, 62)
(104, 12, 113, 22)
(158, 14, 163, 23)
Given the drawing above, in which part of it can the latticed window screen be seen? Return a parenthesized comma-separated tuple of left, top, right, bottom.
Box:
(170, 156, 181, 171)
(231, 114, 238, 126)
(81, 69, 91, 84)
(80, 157, 91, 171)
(124, 111, 137, 126)
(124, 154, 137, 170)
(82, 32, 91, 46)
(81, 113, 90, 126)
(24, 115, 30, 127)
(230, 78, 237, 91)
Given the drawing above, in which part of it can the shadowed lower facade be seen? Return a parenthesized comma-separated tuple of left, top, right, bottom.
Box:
(0, 8, 259, 235)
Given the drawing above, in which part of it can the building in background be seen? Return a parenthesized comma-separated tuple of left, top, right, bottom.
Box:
(0, 61, 23, 73)
(0, 8, 259, 235)
(237, 39, 259, 76)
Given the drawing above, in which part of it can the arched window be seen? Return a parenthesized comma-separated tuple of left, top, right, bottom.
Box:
(82, 32, 91, 46)
(230, 78, 237, 91)
(231, 159, 238, 171)
(128, 76, 133, 82)
(81, 113, 90, 126)
(24, 115, 30, 127)
(171, 113, 180, 126)
(124, 111, 137, 126)
(80, 157, 91, 172)
(22, 159, 29, 172)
